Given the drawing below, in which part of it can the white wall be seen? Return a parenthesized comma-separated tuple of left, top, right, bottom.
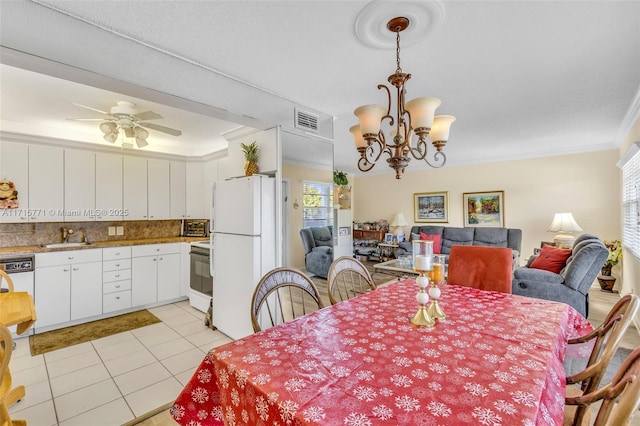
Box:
(354, 150, 620, 269)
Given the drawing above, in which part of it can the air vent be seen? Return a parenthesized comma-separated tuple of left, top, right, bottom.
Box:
(295, 108, 319, 132)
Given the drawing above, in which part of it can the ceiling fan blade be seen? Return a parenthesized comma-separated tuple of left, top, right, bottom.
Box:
(67, 118, 107, 122)
(134, 111, 163, 121)
(72, 102, 109, 115)
(124, 127, 135, 138)
(140, 122, 182, 136)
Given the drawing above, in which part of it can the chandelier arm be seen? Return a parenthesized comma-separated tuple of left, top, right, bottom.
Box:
(424, 151, 447, 168)
(357, 156, 376, 172)
(408, 137, 429, 160)
(378, 84, 393, 118)
(365, 132, 392, 165)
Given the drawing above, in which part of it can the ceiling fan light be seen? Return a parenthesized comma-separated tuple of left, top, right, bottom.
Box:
(103, 131, 118, 143)
(134, 127, 149, 139)
(405, 97, 441, 129)
(430, 115, 456, 142)
(349, 125, 368, 149)
(99, 121, 117, 135)
(135, 137, 149, 148)
(354, 104, 385, 136)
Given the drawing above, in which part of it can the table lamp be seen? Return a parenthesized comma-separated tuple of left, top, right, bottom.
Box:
(390, 213, 408, 236)
(548, 212, 583, 248)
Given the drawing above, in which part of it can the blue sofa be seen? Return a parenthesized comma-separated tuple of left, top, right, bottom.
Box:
(299, 226, 333, 279)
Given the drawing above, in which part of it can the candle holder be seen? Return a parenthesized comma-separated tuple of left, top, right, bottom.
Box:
(427, 254, 446, 320)
(411, 240, 435, 327)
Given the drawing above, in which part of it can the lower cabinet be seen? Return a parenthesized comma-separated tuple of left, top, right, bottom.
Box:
(35, 249, 103, 330)
(103, 247, 132, 313)
(132, 243, 182, 306)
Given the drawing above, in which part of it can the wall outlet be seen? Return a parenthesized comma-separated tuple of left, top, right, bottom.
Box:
(108, 226, 116, 236)
(116, 226, 124, 236)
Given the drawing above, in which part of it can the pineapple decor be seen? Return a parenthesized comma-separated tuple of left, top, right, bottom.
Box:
(241, 141, 259, 176)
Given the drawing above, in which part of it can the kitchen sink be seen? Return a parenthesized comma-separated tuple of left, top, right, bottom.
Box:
(41, 242, 92, 248)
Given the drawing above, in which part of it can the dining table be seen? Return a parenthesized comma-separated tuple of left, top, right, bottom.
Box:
(172, 279, 593, 425)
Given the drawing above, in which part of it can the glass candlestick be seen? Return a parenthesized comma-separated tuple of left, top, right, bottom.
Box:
(411, 240, 435, 327)
(427, 254, 446, 320)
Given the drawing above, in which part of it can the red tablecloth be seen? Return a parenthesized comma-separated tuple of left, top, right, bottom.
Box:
(172, 280, 593, 425)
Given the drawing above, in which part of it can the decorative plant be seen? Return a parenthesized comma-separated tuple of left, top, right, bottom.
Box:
(604, 240, 622, 267)
(241, 141, 259, 176)
(333, 170, 349, 187)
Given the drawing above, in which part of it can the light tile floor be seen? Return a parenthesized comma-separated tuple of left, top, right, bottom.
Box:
(7, 300, 232, 426)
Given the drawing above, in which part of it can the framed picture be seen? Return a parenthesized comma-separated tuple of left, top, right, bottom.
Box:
(396, 233, 405, 244)
(384, 233, 394, 244)
(463, 191, 505, 227)
(339, 227, 350, 236)
(414, 191, 449, 223)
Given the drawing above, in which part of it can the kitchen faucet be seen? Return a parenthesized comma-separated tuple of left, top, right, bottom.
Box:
(62, 227, 74, 243)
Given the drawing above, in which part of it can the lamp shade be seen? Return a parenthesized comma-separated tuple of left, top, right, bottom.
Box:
(349, 125, 368, 149)
(548, 213, 583, 232)
(390, 213, 408, 227)
(429, 115, 456, 142)
(405, 97, 441, 129)
(354, 104, 385, 135)
(103, 131, 118, 143)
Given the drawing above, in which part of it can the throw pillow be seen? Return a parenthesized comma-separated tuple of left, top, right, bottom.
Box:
(419, 232, 442, 254)
(529, 244, 572, 274)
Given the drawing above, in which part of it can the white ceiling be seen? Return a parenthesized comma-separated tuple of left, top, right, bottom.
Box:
(1, 0, 639, 175)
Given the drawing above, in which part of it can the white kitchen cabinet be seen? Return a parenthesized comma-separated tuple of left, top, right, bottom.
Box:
(96, 153, 123, 221)
(132, 243, 182, 305)
(64, 149, 96, 222)
(186, 162, 205, 219)
(70, 261, 102, 320)
(29, 145, 64, 222)
(103, 246, 132, 313)
(123, 156, 148, 220)
(0, 141, 29, 222)
(148, 159, 171, 220)
(35, 249, 103, 330)
(170, 160, 186, 219)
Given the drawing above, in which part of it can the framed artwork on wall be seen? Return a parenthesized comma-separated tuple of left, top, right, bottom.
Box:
(414, 191, 449, 223)
(463, 191, 505, 227)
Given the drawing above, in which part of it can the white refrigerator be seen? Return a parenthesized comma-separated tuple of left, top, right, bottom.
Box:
(211, 175, 276, 339)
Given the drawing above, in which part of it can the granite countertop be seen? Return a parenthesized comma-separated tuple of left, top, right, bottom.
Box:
(0, 237, 208, 256)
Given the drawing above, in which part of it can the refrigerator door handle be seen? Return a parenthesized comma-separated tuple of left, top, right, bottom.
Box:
(210, 233, 215, 277)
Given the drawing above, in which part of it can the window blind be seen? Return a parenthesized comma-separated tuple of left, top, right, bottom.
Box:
(302, 180, 333, 229)
(621, 142, 640, 258)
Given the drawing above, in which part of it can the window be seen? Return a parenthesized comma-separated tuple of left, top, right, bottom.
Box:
(621, 142, 640, 258)
(303, 181, 333, 229)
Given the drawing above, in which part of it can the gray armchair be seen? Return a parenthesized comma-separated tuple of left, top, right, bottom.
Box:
(299, 226, 333, 279)
(512, 234, 608, 318)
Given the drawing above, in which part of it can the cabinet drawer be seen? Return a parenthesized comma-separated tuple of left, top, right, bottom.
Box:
(36, 248, 102, 267)
(103, 269, 132, 283)
(103, 280, 131, 294)
(103, 246, 132, 261)
(132, 243, 181, 257)
(103, 290, 132, 313)
(103, 259, 132, 272)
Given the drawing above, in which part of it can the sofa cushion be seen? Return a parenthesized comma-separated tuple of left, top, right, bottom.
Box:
(529, 244, 572, 274)
(311, 227, 332, 247)
(473, 227, 509, 247)
(441, 227, 474, 254)
(312, 246, 332, 254)
(419, 232, 442, 254)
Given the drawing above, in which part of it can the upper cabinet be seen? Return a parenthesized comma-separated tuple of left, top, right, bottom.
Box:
(123, 156, 148, 220)
(95, 153, 123, 221)
(64, 149, 96, 222)
(170, 161, 186, 219)
(29, 145, 64, 222)
(227, 128, 278, 177)
(0, 141, 29, 222)
(147, 159, 171, 220)
(185, 162, 205, 219)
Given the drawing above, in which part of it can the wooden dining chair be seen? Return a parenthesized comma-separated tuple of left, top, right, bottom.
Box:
(0, 270, 14, 293)
(327, 256, 376, 305)
(565, 346, 640, 426)
(0, 324, 26, 426)
(250, 267, 324, 332)
(564, 294, 640, 426)
(447, 245, 513, 293)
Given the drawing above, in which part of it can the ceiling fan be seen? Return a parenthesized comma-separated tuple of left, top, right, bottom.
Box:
(68, 100, 182, 148)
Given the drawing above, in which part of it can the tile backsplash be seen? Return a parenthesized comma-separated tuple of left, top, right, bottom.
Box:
(0, 220, 182, 248)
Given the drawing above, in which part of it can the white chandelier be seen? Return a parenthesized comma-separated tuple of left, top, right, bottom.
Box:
(351, 17, 456, 179)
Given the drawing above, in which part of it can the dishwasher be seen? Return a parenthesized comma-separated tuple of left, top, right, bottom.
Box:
(0, 254, 35, 337)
